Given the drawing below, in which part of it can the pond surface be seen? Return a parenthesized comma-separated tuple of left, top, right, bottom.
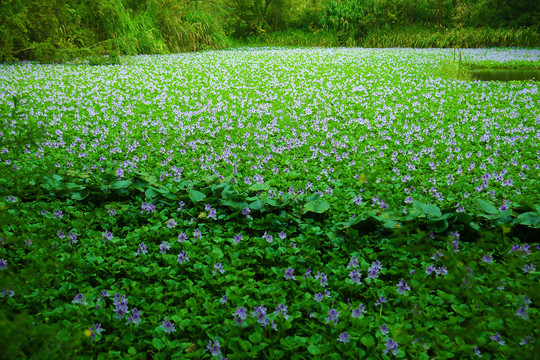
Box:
(467, 68, 540, 82)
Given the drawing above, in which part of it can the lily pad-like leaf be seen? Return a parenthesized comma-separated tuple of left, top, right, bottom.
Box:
(188, 190, 206, 204)
(111, 180, 132, 189)
(474, 198, 498, 215)
(304, 199, 330, 213)
(249, 183, 270, 192)
(413, 200, 442, 218)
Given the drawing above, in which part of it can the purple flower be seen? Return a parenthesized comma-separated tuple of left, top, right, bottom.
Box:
(206, 337, 221, 357)
(135, 242, 147, 256)
(213, 263, 224, 275)
(284, 267, 295, 280)
(116, 167, 124, 179)
(349, 270, 362, 284)
(315, 271, 328, 287)
(0, 259, 7, 270)
(353, 195, 362, 205)
(263, 231, 273, 243)
(352, 304, 366, 318)
(337, 332, 350, 343)
(242, 207, 251, 217)
(159, 241, 170, 254)
(380, 324, 389, 336)
(397, 279, 411, 295)
(304, 267, 312, 278)
(141, 202, 156, 214)
(326, 309, 339, 325)
(278, 231, 287, 240)
(57, 230, 65, 239)
(252, 304, 268, 326)
(162, 318, 176, 333)
(347, 256, 358, 269)
(431, 250, 444, 261)
(491, 333, 505, 346)
(482, 254, 493, 264)
(177, 251, 189, 264)
(233, 233, 242, 244)
(473, 346, 482, 357)
(167, 219, 177, 229)
(177, 201, 185, 211)
(68, 232, 78, 245)
(435, 267, 448, 276)
(375, 296, 387, 306)
(54, 210, 63, 218)
(367, 261, 382, 280)
(89, 323, 103, 341)
(220, 295, 228, 305)
(102, 230, 113, 243)
(314, 293, 324, 302)
(516, 306, 528, 320)
(126, 308, 141, 325)
(72, 293, 87, 305)
(275, 303, 289, 320)
(383, 337, 400, 356)
(523, 264, 535, 273)
(233, 306, 248, 326)
(425, 265, 435, 275)
(208, 207, 217, 220)
(178, 232, 187, 242)
(113, 294, 129, 319)
(193, 228, 202, 241)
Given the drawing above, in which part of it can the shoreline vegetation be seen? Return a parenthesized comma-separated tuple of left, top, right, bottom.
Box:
(1, 0, 539, 63)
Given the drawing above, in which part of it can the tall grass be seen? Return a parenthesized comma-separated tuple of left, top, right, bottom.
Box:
(361, 27, 540, 48)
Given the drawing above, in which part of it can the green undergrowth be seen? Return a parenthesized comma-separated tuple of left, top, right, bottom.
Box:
(0, 174, 539, 359)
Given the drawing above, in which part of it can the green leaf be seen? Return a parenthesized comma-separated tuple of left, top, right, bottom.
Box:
(307, 344, 320, 355)
(248, 332, 262, 344)
(111, 180, 132, 189)
(474, 198, 498, 215)
(239, 339, 253, 351)
(360, 334, 375, 348)
(188, 190, 206, 203)
(303, 199, 330, 213)
(145, 188, 158, 199)
(514, 212, 540, 228)
(420, 203, 442, 218)
(249, 183, 270, 192)
(152, 338, 165, 351)
(249, 199, 265, 211)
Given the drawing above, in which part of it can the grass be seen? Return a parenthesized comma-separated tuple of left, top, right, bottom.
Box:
(0, 47, 539, 359)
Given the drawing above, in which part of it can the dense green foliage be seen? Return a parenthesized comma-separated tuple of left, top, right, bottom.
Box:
(1, 47, 539, 359)
(1, 0, 539, 62)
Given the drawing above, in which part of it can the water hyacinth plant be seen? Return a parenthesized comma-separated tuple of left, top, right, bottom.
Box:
(0, 47, 539, 359)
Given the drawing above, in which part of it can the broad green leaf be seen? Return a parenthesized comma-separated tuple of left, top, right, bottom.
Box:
(152, 338, 165, 351)
(188, 189, 206, 203)
(249, 199, 265, 211)
(111, 180, 132, 189)
(249, 332, 262, 343)
(303, 199, 330, 213)
(307, 344, 320, 355)
(249, 183, 270, 192)
(361, 334, 375, 348)
(514, 212, 540, 228)
(474, 198, 498, 215)
(420, 203, 442, 218)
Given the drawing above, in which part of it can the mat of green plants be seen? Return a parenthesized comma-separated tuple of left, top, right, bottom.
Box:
(1, 47, 539, 359)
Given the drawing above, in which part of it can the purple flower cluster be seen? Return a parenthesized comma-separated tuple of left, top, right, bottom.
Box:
(233, 306, 248, 326)
(112, 293, 129, 319)
(367, 261, 382, 280)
